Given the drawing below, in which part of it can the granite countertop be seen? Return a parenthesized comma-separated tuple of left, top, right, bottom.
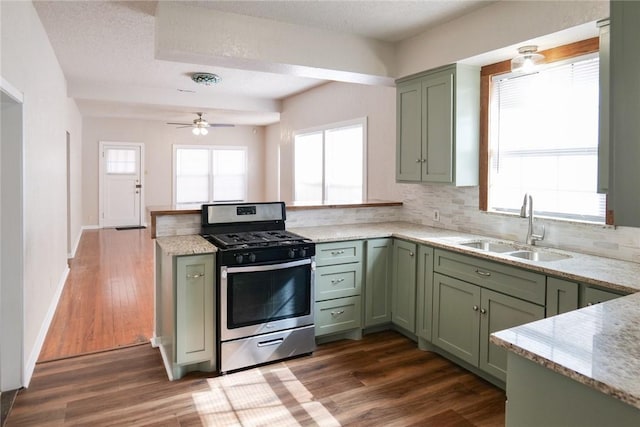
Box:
(491, 293, 640, 410)
(291, 221, 640, 294)
(156, 234, 216, 256)
(291, 221, 640, 409)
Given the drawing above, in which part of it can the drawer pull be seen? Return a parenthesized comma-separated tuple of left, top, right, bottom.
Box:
(257, 338, 284, 348)
(186, 273, 204, 279)
(331, 250, 345, 255)
(473, 305, 479, 311)
(475, 269, 491, 277)
(480, 308, 487, 314)
(330, 310, 345, 317)
(409, 252, 415, 257)
(331, 278, 345, 285)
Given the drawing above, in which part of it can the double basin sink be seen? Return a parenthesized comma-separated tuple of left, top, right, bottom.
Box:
(458, 240, 571, 262)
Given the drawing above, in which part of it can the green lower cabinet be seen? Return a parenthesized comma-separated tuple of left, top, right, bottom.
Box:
(479, 289, 545, 382)
(315, 296, 362, 336)
(391, 240, 417, 333)
(433, 272, 544, 382)
(364, 238, 392, 327)
(175, 254, 215, 366)
(581, 285, 625, 307)
(432, 272, 480, 365)
(416, 245, 434, 341)
(547, 277, 579, 316)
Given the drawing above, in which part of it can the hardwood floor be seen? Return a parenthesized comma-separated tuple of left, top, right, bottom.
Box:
(38, 228, 154, 361)
(8, 331, 505, 426)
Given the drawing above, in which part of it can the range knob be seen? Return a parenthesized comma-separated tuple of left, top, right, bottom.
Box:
(235, 254, 244, 264)
(299, 248, 307, 257)
(248, 253, 256, 263)
(288, 249, 296, 259)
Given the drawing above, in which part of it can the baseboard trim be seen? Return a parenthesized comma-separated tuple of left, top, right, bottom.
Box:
(82, 225, 100, 231)
(24, 266, 70, 387)
(67, 228, 83, 259)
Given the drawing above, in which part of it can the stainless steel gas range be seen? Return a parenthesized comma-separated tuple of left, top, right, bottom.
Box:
(200, 202, 316, 373)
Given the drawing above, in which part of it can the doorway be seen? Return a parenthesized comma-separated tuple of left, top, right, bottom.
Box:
(99, 142, 144, 228)
(1, 80, 25, 392)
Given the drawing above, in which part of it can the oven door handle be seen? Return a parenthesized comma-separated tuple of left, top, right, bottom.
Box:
(224, 258, 313, 274)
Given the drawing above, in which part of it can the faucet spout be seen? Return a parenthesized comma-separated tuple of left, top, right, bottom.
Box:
(521, 194, 545, 245)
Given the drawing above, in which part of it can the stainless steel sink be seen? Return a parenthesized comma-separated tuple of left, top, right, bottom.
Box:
(459, 240, 517, 253)
(507, 250, 571, 262)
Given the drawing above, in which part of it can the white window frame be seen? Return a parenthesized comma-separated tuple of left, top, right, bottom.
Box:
(172, 145, 248, 204)
(292, 117, 368, 203)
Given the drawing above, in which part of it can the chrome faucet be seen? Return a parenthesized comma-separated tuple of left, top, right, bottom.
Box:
(520, 193, 545, 245)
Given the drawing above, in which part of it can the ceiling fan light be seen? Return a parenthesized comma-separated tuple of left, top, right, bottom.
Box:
(200, 128, 209, 136)
(192, 127, 201, 136)
(191, 72, 221, 86)
(511, 45, 545, 72)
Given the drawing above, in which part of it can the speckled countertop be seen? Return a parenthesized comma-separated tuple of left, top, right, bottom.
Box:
(156, 234, 216, 256)
(491, 294, 640, 410)
(291, 221, 640, 408)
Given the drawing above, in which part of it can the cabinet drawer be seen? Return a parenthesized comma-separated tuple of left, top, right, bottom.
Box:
(434, 249, 546, 305)
(316, 263, 362, 301)
(581, 285, 624, 307)
(315, 241, 364, 266)
(315, 296, 362, 336)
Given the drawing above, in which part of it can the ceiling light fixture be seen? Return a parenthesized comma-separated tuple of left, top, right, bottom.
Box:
(191, 72, 221, 86)
(192, 126, 208, 136)
(511, 45, 545, 73)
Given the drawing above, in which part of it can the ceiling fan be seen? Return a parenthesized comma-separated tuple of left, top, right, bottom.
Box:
(167, 112, 234, 135)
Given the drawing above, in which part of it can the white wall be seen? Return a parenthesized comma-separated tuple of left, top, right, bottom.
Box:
(0, 0, 83, 387)
(272, 81, 399, 203)
(81, 118, 266, 226)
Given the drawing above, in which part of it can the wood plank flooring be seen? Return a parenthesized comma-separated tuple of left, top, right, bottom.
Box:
(38, 228, 154, 361)
(8, 331, 505, 426)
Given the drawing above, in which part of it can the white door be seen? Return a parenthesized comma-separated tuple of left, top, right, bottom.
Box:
(100, 142, 143, 227)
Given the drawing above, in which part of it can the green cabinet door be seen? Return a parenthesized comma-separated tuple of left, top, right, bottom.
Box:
(547, 277, 579, 317)
(479, 289, 545, 382)
(364, 238, 392, 327)
(391, 240, 417, 333)
(432, 272, 480, 365)
(396, 81, 422, 181)
(416, 245, 434, 341)
(422, 72, 453, 183)
(175, 254, 215, 365)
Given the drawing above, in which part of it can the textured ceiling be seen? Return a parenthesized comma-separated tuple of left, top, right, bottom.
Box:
(33, 0, 494, 124)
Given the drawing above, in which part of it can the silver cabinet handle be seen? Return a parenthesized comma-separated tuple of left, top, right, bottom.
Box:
(330, 278, 345, 285)
(331, 310, 345, 317)
(186, 273, 204, 279)
(473, 305, 479, 311)
(409, 252, 415, 257)
(480, 308, 487, 314)
(475, 269, 491, 277)
(421, 159, 427, 163)
(331, 250, 345, 255)
(416, 159, 421, 163)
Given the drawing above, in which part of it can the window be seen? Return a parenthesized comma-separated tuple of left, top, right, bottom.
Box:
(174, 146, 247, 204)
(483, 39, 606, 223)
(106, 148, 136, 174)
(294, 118, 366, 203)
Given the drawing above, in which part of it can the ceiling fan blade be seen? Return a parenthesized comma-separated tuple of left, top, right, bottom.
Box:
(166, 122, 192, 126)
(210, 124, 235, 127)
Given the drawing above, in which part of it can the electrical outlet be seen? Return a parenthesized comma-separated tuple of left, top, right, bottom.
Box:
(433, 210, 440, 222)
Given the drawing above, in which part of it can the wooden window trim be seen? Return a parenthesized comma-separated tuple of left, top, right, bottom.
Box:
(478, 37, 610, 223)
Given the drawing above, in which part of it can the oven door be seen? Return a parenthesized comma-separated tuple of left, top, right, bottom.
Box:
(220, 258, 315, 341)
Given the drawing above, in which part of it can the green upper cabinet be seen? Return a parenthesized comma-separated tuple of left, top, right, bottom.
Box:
(391, 239, 417, 333)
(608, 1, 640, 226)
(396, 63, 480, 186)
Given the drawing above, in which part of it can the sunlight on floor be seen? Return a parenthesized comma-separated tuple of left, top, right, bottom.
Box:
(193, 365, 341, 426)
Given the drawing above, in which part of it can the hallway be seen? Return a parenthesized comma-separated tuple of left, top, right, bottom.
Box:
(38, 228, 154, 361)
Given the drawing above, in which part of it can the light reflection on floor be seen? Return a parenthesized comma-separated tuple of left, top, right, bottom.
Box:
(193, 364, 341, 426)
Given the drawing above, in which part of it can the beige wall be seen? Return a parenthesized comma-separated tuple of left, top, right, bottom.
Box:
(271, 81, 400, 203)
(81, 118, 266, 226)
(0, 0, 83, 386)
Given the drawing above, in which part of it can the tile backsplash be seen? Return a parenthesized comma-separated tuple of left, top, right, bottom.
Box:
(155, 186, 640, 263)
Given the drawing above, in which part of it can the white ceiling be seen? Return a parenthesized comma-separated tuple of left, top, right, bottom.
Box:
(33, 0, 495, 126)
